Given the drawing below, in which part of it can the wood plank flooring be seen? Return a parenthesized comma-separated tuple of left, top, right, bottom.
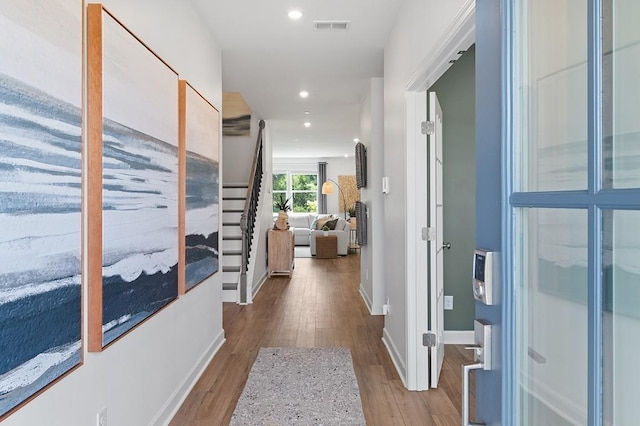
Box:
(170, 254, 474, 425)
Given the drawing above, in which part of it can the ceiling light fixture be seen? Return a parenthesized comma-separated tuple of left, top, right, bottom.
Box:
(288, 10, 302, 20)
(353, 138, 360, 143)
(299, 90, 309, 98)
(304, 122, 311, 128)
(304, 111, 311, 115)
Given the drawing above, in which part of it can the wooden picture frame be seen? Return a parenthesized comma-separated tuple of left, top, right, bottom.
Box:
(87, 4, 179, 351)
(0, 0, 84, 418)
(179, 80, 220, 294)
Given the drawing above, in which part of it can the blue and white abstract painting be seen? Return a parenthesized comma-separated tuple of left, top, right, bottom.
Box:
(99, 10, 179, 347)
(0, 0, 82, 418)
(185, 84, 220, 291)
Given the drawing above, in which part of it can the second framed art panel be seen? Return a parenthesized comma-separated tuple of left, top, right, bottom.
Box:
(87, 4, 179, 351)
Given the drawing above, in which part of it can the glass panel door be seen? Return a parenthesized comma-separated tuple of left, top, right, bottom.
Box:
(603, 210, 640, 424)
(517, 209, 588, 425)
(509, 0, 640, 424)
(515, 0, 588, 192)
(603, 0, 640, 188)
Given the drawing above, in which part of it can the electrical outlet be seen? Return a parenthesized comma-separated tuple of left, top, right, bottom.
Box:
(97, 407, 107, 426)
(444, 295, 454, 310)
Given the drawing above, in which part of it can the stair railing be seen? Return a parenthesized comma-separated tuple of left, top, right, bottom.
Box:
(239, 120, 265, 303)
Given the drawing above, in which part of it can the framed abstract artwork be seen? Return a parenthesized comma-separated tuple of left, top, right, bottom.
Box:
(87, 5, 179, 351)
(222, 92, 251, 136)
(179, 81, 220, 294)
(0, 0, 83, 418)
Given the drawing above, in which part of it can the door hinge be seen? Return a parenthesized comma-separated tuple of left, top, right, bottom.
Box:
(421, 121, 435, 135)
(427, 227, 436, 241)
(423, 332, 436, 347)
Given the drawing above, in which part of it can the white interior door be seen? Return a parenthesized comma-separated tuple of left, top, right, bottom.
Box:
(428, 91, 445, 388)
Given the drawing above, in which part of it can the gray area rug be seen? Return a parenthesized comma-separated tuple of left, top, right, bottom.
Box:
(230, 347, 366, 425)
(294, 246, 312, 258)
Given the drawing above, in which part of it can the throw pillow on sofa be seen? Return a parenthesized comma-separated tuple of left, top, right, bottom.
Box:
(314, 215, 334, 230)
(324, 218, 338, 230)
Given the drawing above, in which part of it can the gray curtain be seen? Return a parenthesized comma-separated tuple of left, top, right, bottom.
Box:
(318, 162, 327, 214)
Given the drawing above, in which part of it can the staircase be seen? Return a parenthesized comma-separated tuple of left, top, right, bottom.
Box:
(221, 185, 247, 302)
(222, 120, 265, 304)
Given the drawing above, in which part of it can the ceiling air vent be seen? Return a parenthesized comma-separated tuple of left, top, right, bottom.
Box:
(313, 20, 350, 31)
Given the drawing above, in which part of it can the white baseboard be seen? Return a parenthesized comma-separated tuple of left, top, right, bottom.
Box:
(382, 328, 407, 388)
(359, 284, 384, 315)
(359, 284, 373, 314)
(153, 330, 225, 425)
(443, 330, 474, 345)
(252, 271, 268, 299)
(221, 289, 238, 303)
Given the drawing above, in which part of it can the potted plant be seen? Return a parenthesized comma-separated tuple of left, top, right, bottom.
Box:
(321, 224, 330, 236)
(273, 194, 291, 230)
(347, 206, 356, 219)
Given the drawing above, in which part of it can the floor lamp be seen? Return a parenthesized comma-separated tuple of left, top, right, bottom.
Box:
(321, 179, 347, 220)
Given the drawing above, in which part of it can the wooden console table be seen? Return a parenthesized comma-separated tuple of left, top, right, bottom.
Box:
(268, 229, 294, 277)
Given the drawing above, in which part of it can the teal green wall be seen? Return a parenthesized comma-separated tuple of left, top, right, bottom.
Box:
(429, 44, 476, 331)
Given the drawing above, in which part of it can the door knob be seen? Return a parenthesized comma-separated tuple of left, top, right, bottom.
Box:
(442, 242, 451, 250)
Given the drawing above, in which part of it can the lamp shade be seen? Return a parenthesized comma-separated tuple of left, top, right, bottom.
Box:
(321, 181, 334, 195)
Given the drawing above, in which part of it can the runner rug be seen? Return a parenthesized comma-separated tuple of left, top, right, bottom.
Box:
(230, 347, 366, 425)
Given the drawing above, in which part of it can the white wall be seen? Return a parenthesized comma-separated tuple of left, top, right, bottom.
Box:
(3, 1, 224, 425)
(359, 78, 386, 315)
(382, 0, 468, 382)
(222, 115, 262, 184)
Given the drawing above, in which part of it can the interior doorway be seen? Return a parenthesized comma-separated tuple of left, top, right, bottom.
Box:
(403, 3, 475, 391)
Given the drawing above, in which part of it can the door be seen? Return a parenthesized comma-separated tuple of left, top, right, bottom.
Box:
(505, 1, 640, 424)
(428, 91, 445, 388)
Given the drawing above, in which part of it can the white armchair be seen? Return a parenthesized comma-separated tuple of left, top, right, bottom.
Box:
(309, 218, 350, 256)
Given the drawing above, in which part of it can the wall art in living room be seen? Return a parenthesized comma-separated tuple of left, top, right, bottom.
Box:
(0, 0, 83, 418)
(179, 80, 220, 293)
(87, 4, 179, 351)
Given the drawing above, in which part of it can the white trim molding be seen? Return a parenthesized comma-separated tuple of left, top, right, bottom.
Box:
(252, 271, 268, 299)
(403, 0, 475, 392)
(153, 330, 225, 425)
(406, 0, 475, 92)
(360, 284, 374, 314)
(405, 90, 430, 391)
(443, 330, 475, 345)
(382, 328, 407, 389)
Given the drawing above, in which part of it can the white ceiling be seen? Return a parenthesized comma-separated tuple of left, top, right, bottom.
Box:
(190, 0, 404, 158)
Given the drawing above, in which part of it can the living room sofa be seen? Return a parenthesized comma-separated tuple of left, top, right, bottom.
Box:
(285, 214, 350, 255)
(309, 217, 350, 256)
(287, 213, 315, 246)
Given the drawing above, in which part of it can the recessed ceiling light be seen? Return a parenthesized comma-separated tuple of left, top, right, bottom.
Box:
(353, 138, 360, 143)
(299, 90, 309, 98)
(304, 111, 311, 115)
(304, 122, 311, 128)
(344, 154, 349, 158)
(288, 10, 302, 20)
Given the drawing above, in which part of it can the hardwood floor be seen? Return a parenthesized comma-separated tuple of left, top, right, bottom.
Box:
(170, 253, 474, 425)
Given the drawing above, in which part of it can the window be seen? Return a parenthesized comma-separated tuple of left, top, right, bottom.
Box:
(272, 172, 287, 213)
(290, 173, 317, 212)
(272, 171, 318, 213)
